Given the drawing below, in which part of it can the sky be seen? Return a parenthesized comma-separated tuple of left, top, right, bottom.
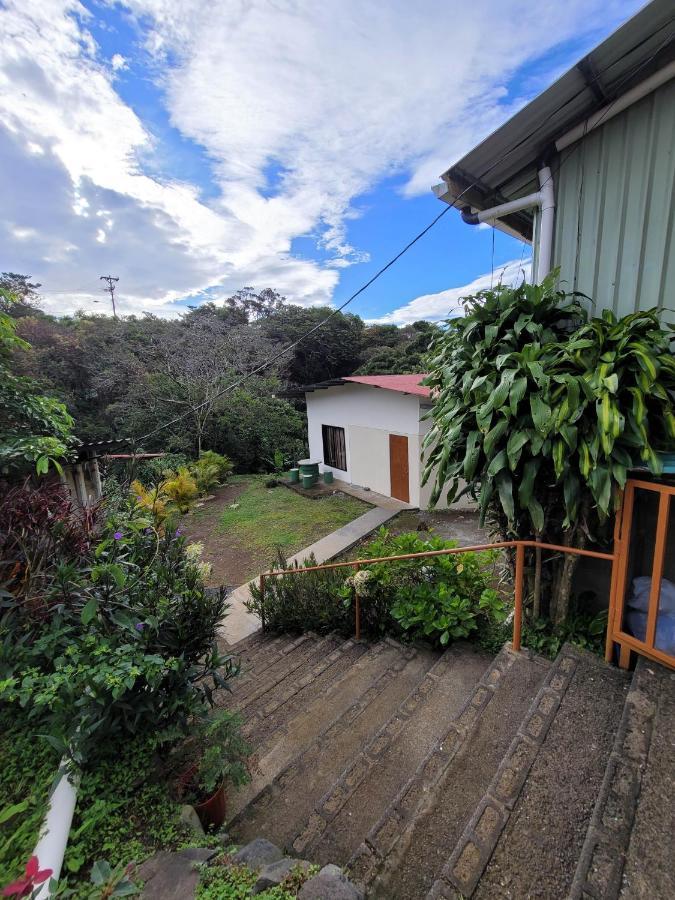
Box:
(0, 0, 644, 323)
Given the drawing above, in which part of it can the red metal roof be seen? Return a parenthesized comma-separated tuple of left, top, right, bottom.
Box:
(342, 374, 430, 398)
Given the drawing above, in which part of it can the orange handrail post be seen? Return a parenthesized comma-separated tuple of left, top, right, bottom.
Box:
(354, 563, 361, 641)
(259, 573, 266, 631)
(512, 543, 525, 652)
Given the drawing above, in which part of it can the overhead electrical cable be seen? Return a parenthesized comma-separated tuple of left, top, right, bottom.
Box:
(134, 25, 674, 446)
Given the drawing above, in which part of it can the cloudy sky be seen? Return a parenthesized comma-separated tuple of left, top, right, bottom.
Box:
(0, 0, 642, 322)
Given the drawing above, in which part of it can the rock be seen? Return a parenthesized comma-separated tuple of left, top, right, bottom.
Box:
(138, 848, 217, 900)
(179, 804, 205, 836)
(299, 871, 364, 900)
(319, 864, 345, 879)
(232, 838, 283, 870)
(253, 858, 312, 894)
(216, 829, 230, 846)
(177, 848, 219, 864)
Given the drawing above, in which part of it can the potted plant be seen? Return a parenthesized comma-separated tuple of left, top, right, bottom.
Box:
(173, 710, 251, 829)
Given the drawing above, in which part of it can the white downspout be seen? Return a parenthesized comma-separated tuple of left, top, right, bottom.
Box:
(536, 166, 555, 283)
(32, 765, 79, 899)
(460, 164, 555, 283)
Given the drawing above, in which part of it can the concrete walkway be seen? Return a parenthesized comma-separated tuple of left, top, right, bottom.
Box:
(221, 484, 408, 645)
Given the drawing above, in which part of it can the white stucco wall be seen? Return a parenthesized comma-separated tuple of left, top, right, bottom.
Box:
(305, 383, 423, 505)
(305, 383, 477, 511)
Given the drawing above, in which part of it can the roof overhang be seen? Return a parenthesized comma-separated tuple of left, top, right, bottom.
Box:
(436, 0, 675, 241)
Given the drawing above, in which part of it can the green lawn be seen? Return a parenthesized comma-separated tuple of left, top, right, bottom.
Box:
(219, 476, 369, 568)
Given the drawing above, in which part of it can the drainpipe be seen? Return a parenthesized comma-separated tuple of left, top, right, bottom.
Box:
(32, 765, 79, 899)
(460, 164, 555, 283)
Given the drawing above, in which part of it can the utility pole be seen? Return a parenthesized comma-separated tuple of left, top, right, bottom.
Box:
(99, 275, 119, 318)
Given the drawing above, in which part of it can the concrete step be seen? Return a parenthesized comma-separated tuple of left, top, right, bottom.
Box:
(228, 645, 439, 850)
(226, 633, 337, 713)
(570, 657, 675, 900)
(242, 636, 369, 745)
(358, 646, 550, 899)
(228, 639, 415, 819)
(450, 646, 629, 900)
(236, 634, 343, 718)
(304, 642, 492, 866)
(229, 633, 316, 699)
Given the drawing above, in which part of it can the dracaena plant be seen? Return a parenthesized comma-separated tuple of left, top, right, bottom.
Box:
(423, 273, 675, 624)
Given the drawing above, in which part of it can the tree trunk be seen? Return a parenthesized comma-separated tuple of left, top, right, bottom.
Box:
(550, 524, 586, 625)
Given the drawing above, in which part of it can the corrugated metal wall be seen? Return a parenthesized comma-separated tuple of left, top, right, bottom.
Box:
(552, 77, 675, 319)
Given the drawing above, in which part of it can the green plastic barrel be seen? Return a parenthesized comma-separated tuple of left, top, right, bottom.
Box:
(323, 470, 334, 485)
(301, 473, 315, 489)
(289, 468, 299, 483)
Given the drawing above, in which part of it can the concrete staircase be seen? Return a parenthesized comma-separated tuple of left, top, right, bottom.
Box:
(222, 632, 674, 899)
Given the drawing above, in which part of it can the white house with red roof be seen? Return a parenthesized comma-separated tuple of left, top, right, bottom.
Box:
(304, 373, 464, 509)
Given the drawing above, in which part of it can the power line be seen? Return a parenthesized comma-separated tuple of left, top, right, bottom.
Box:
(133, 26, 674, 446)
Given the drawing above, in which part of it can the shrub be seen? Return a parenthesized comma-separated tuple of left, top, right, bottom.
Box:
(247, 551, 352, 635)
(247, 530, 508, 649)
(0, 479, 99, 618)
(194, 451, 233, 484)
(357, 529, 506, 647)
(163, 467, 199, 513)
(0, 501, 239, 766)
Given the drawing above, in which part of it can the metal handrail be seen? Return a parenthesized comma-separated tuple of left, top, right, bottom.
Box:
(258, 539, 616, 651)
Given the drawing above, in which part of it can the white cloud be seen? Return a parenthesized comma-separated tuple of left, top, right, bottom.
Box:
(370, 258, 532, 325)
(0, 0, 641, 316)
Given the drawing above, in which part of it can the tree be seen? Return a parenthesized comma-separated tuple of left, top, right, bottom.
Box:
(0, 273, 42, 317)
(0, 290, 74, 475)
(262, 305, 364, 385)
(423, 276, 675, 624)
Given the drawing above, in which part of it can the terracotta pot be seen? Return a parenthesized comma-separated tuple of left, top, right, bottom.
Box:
(194, 784, 227, 829)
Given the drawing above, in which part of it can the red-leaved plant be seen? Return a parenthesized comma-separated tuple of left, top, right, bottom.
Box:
(1, 856, 52, 898)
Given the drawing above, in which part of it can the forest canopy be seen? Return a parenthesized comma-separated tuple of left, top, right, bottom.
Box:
(4, 276, 439, 471)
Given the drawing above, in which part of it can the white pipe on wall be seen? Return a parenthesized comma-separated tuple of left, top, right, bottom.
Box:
(535, 166, 555, 283)
(555, 59, 675, 152)
(461, 166, 555, 284)
(32, 766, 79, 899)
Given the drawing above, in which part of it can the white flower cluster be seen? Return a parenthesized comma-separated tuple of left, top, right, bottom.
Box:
(345, 568, 374, 595)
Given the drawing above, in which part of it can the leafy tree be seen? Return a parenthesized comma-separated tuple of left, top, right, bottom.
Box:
(262, 305, 364, 384)
(0, 290, 74, 475)
(423, 275, 675, 623)
(0, 273, 41, 317)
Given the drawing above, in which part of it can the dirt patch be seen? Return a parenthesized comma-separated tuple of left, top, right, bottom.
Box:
(179, 481, 250, 588)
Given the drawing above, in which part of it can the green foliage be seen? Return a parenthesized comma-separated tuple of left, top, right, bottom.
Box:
(247, 551, 352, 635)
(0, 502, 238, 766)
(87, 860, 139, 897)
(248, 528, 507, 649)
(215, 393, 306, 474)
(523, 609, 608, 659)
(0, 291, 74, 474)
(0, 710, 59, 887)
(190, 452, 233, 492)
(196, 859, 319, 899)
(356, 529, 506, 647)
(171, 710, 251, 802)
(424, 276, 675, 533)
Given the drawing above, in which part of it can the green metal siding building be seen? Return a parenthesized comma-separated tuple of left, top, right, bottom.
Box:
(434, 0, 675, 320)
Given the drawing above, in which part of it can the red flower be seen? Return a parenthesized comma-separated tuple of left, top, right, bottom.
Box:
(2, 857, 53, 898)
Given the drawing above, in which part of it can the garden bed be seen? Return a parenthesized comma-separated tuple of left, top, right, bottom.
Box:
(180, 475, 370, 588)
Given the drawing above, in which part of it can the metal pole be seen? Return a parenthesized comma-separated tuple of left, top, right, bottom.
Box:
(354, 563, 361, 641)
(259, 573, 266, 631)
(512, 543, 525, 652)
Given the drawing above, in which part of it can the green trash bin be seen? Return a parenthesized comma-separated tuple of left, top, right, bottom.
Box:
(323, 470, 334, 485)
(289, 468, 299, 483)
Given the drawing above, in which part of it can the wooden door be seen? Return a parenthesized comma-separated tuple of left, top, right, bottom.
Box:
(389, 434, 410, 503)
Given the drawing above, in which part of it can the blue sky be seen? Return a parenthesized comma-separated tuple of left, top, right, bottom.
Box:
(0, 0, 643, 320)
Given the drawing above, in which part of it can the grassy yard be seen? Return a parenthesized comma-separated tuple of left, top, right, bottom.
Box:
(181, 475, 370, 586)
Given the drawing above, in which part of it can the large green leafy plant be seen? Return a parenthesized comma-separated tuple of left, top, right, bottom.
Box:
(423, 275, 675, 622)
